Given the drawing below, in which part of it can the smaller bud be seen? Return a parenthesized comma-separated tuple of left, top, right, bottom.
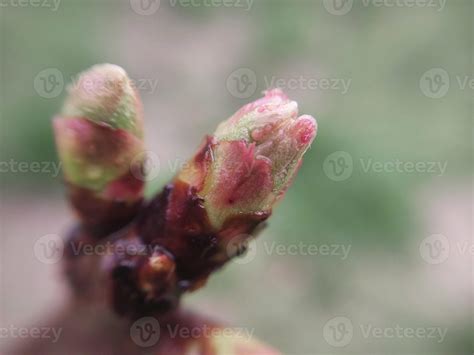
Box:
(61, 64, 143, 138)
(53, 64, 146, 233)
(139, 252, 177, 297)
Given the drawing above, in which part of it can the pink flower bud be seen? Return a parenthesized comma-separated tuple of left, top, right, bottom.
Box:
(53, 64, 145, 232)
(61, 64, 143, 138)
(178, 89, 317, 228)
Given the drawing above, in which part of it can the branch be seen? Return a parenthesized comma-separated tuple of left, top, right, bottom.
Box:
(48, 64, 317, 353)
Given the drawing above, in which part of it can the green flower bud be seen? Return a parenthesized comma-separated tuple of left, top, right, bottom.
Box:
(61, 63, 143, 138)
(53, 64, 146, 231)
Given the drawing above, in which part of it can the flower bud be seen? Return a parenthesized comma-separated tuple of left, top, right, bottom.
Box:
(61, 64, 143, 138)
(178, 89, 317, 229)
(53, 64, 145, 232)
(121, 89, 316, 304)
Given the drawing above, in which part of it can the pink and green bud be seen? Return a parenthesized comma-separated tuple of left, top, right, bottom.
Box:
(53, 64, 145, 231)
(178, 89, 317, 228)
(61, 64, 143, 138)
(53, 118, 144, 194)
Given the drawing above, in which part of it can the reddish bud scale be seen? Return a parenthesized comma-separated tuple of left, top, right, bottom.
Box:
(137, 180, 268, 284)
(104, 182, 267, 317)
(64, 176, 143, 235)
(54, 118, 145, 235)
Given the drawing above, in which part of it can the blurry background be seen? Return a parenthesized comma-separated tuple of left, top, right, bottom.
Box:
(0, 0, 472, 353)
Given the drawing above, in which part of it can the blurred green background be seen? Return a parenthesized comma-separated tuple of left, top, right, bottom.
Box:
(0, 0, 472, 353)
